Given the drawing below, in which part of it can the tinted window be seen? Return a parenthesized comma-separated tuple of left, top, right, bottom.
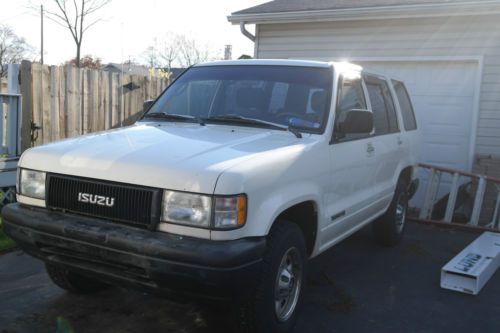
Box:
(334, 74, 369, 142)
(164, 80, 219, 118)
(392, 80, 417, 131)
(146, 66, 333, 133)
(365, 75, 399, 135)
(338, 77, 366, 113)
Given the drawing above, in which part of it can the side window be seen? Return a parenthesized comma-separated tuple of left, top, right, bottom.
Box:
(382, 81, 399, 133)
(364, 75, 399, 135)
(338, 77, 366, 113)
(392, 80, 417, 131)
(334, 74, 368, 142)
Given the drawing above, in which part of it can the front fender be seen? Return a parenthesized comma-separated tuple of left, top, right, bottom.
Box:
(210, 179, 322, 241)
(210, 139, 328, 242)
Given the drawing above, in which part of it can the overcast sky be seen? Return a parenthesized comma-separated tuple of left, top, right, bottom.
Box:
(0, 0, 267, 66)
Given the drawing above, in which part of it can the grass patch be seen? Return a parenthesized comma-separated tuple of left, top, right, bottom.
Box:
(0, 218, 16, 253)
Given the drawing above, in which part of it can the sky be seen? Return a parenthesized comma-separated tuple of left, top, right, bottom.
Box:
(0, 0, 268, 66)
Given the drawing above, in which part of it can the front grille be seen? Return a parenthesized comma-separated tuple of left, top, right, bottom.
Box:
(47, 174, 162, 229)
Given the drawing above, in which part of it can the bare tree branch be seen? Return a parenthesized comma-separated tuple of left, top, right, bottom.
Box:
(36, 0, 111, 67)
(144, 33, 216, 70)
(82, 18, 102, 33)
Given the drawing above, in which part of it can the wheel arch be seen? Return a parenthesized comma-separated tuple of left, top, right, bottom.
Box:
(399, 165, 413, 186)
(269, 200, 319, 257)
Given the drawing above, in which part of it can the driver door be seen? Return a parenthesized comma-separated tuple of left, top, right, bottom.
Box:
(320, 72, 378, 250)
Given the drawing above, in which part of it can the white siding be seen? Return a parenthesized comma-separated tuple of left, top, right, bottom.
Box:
(256, 15, 500, 155)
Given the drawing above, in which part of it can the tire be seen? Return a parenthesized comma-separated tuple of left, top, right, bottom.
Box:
(45, 264, 109, 294)
(373, 179, 409, 247)
(236, 222, 307, 333)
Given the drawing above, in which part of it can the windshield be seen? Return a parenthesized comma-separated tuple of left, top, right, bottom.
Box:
(144, 65, 333, 133)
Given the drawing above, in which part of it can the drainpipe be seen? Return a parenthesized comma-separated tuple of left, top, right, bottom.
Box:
(240, 22, 255, 42)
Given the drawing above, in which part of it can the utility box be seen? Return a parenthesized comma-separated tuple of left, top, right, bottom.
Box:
(441, 232, 500, 295)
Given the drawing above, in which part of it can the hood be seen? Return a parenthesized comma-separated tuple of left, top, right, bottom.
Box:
(20, 123, 305, 193)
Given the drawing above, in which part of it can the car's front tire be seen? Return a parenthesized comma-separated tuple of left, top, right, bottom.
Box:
(45, 264, 109, 294)
(373, 179, 408, 247)
(237, 221, 306, 333)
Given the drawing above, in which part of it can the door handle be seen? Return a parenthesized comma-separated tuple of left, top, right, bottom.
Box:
(366, 143, 375, 153)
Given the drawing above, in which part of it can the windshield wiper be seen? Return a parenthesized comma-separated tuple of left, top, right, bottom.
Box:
(205, 115, 302, 138)
(143, 112, 205, 125)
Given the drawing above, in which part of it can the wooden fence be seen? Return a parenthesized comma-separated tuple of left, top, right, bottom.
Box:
(19, 61, 169, 147)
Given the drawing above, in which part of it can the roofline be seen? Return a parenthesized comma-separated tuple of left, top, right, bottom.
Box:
(228, 1, 500, 24)
(193, 59, 334, 68)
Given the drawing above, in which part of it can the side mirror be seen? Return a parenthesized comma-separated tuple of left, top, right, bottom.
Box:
(338, 109, 373, 136)
(143, 99, 154, 112)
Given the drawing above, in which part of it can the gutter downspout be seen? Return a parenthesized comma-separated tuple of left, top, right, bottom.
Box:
(240, 22, 255, 42)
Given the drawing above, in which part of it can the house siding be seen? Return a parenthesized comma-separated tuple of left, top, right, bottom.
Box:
(256, 15, 500, 156)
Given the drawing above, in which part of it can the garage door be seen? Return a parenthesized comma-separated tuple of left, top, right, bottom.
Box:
(357, 61, 479, 172)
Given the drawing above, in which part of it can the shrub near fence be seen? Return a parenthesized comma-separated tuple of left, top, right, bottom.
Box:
(23, 61, 169, 146)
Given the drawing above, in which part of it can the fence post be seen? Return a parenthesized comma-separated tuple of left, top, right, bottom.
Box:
(19, 60, 33, 152)
(41, 64, 51, 144)
(50, 66, 60, 141)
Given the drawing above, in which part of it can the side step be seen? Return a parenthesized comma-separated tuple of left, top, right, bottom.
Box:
(441, 232, 500, 295)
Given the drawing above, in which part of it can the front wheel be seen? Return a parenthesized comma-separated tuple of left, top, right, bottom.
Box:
(237, 222, 306, 333)
(373, 179, 408, 247)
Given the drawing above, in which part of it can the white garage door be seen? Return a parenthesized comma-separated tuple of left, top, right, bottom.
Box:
(357, 61, 479, 171)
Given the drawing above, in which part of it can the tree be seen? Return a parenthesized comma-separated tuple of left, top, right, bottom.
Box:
(158, 34, 178, 72)
(177, 35, 213, 67)
(0, 25, 35, 77)
(142, 33, 215, 70)
(42, 0, 111, 68)
(66, 54, 101, 69)
(142, 45, 160, 69)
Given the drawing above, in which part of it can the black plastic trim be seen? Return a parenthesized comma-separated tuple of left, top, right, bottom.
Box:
(2, 203, 266, 300)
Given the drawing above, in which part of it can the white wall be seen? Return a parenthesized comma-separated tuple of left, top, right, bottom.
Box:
(256, 14, 500, 156)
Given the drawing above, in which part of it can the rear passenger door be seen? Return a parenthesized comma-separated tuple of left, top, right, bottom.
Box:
(363, 74, 404, 205)
(391, 79, 419, 165)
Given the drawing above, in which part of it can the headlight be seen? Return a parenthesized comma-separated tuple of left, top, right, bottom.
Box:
(160, 191, 247, 230)
(214, 195, 247, 229)
(161, 191, 212, 228)
(19, 169, 46, 199)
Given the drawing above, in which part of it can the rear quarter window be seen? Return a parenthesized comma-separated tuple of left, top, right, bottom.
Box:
(392, 80, 417, 131)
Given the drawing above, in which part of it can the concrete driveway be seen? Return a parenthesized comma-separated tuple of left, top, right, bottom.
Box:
(1, 223, 499, 333)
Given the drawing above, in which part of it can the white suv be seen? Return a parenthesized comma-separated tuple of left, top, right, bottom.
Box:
(4, 60, 419, 333)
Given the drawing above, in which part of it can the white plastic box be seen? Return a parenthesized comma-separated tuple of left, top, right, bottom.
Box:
(441, 232, 500, 295)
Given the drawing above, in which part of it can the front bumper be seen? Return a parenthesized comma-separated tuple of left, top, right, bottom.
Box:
(2, 203, 266, 300)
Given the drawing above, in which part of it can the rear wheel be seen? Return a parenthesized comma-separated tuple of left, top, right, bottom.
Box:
(45, 264, 109, 294)
(237, 221, 306, 333)
(373, 179, 408, 247)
